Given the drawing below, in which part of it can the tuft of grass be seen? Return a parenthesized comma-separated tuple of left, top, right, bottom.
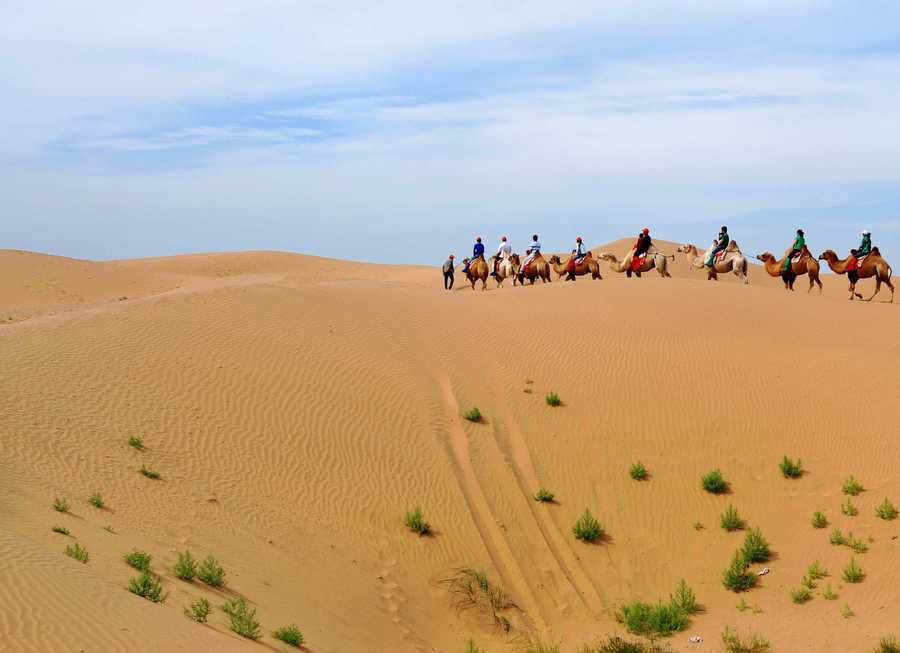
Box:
(741, 528, 770, 564)
(842, 557, 864, 583)
(523, 640, 560, 653)
(52, 525, 70, 536)
(53, 497, 70, 513)
(272, 624, 304, 647)
(779, 455, 803, 478)
(128, 572, 168, 602)
(463, 407, 481, 422)
(620, 600, 688, 638)
(720, 504, 744, 531)
(140, 465, 160, 479)
(822, 584, 838, 600)
(128, 435, 144, 450)
(223, 597, 261, 640)
(174, 550, 197, 581)
(572, 509, 604, 542)
(736, 597, 749, 612)
(184, 597, 211, 622)
(464, 640, 486, 653)
(721, 626, 771, 653)
(578, 637, 654, 653)
(848, 533, 868, 554)
(102, 524, 115, 534)
(534, 487, 555, 503)
(404, 506, 431, 536)
(693, 521, 704, 531)
(64, 542, 89, 563)
(197, 556, 226, 587)
(842, 475, 864, 495)
(829, 528, 847, 546)
(545, 392, 561, 407)
(876, 498, 898, 520)
(701, 468, 727, 494)
(841, 497, 859, 516)
(88, 493, 104, 509)
(841, 603, 854, 618)
(670, 579, 698, 615)
(872, 636, 900, 653)
(629, 462, 648, 481)
(722, 550, 756, 592)
(811, 511, 828, 529)
(123, 549, 152, 573)
(806, 560, 827, 580)
(790, 586, 812, 604)
(439, 568, 514, 633)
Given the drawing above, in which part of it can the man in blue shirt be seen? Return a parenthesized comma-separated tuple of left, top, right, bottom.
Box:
(463, 237, 485, 274)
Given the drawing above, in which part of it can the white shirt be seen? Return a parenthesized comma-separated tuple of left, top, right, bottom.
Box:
(497, 241, 512, 256)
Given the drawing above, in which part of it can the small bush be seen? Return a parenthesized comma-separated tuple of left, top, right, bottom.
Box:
(53, 497, 70, 513)
(123, 550, 152, 573)
(822, 584, 837, 600)
(545, 392, 561, 407)
(841, 497, 858, 516)
(272, 624, 304, 647)
(829, 528, 846, 545)
(842, 603, 854, 618)
(741, 528, 770, 564)
(872, 636, 900, 653)
(572, 509, 604, 542)
(842, 475, 864, 495)
(848, 533, 868, 554)
(174, 550, 197, 581)
(807, 560, 827, 580)
(670, 579, 698, 614)
(128, 435, 144, 450)
(464, 641, 485, 653)
(876, 498, 898, 520)
(128, 572, 168, 603)
(693, 521, 704, 531)
(629, 462, 648, 481)
(197, 556, 226, 587)
(579, 637, 652, 653)
(842, 557, 864, 583)
(463, 407, 481, 422)
(811, 511, 828, 528)
(701, 469, 727, 494)
(534, 487, 555, 502)
(790, 586, 812, 603)
(779, 456, 803, 478)
(140, 465, 160, 479)
(223, 597, 261, 640)
(720, 504, 743, 531)
(184, 597, 211, 622)
(52, 525, 70, 536)
(736, 597, 749, 612)
(620, 600, 688, 637)
(722, 626, 771, 653)
(102, 524, 115, 534)
(722, 550, 756, 592)
(404, 506, 431, 535)
(89, 493, 104, 509)
(524, 641, 560, 653)
(64, 542, 89, 563)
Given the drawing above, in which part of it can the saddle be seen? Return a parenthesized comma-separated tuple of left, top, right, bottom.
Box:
(630, 252, 647, 271)
(847, 251, 868, 271)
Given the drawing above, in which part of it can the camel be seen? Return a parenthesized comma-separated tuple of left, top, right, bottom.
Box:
(677, 242, 750, 284)
(548, 252, 602, 281)
(755, 246, 822, 294)
(491, 254, 519, 288)
(818, 248, 894, 302)
(598, 246, 672, 278)
(516, 252, 552, 285)
(462, 255, 489, 291)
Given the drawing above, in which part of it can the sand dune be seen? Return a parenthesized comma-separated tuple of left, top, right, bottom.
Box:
(1, 242, 898, 652)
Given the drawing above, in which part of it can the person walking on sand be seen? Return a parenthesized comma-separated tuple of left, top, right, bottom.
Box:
(443, 254, 455, 290)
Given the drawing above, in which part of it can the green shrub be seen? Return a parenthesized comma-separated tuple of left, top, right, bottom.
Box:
(272, 624, 304, 647)
(811, 511, 828, 528)
(89, 493, 104, 509)
(876, 498, 898, 520)
(545, 392, 561, 407)
(822, 584, 837, 600)
(223, 597, 261, 640)
(123, 549, 152, 573)
(534, 487, 555, 502)
(524, 641, 560, 653)
(64, 542, 89, 563)
(197, 556, 226, 587)
(720, 504, 743, 531)
(848, 533, 868, 554)
(841, 497, 858, 516)
(128, 572, 168, 602)
(620, 600, 688, 637)
(184, 597, 211, 622)
(842, 475, 864, 495)
(174, 550, 197, 581)
(670, 579, 698, 614)
(463, 407, 481, 422)
(128, 435, 144, 450)
(53, 497, 70, 513)
(140, 465, 160, 479)
(701, 469, 727, 494)
(806, 560, 827, 580)
(842, 557, 864, 583)
(572, 509, 604, 542)
(51, 525, 70, 536)
(721, 626, 770, 653)
(578, 637, 652, 653)
(722, 550, 756, 592)
(841, 603, 854, 618)
(872, 636, 900, 653)
(741, 528, 770, 564)
(779, 456, 803, 478)
(829, 528, 846, 545)
(464, 640, 485, 653)
(790, 586, 812, 603)
(629, 462, 648, 481)
(404, 506, 431, 535)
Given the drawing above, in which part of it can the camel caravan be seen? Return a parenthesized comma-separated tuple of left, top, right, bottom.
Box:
(448, 228, 893, 302)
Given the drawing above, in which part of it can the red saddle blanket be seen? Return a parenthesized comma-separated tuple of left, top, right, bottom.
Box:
(847, 254, 867, 271)
(630, 252, 647, 271)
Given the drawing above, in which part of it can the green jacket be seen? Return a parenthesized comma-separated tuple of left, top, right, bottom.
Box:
(791, 235, 805, 251)
(857, 233, 871, 256)
(718, 231, 730, 247)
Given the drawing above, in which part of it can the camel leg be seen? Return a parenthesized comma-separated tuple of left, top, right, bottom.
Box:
(866, 277, 881, 302)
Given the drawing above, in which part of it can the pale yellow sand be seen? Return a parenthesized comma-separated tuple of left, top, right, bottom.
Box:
(1, 242, 898, 652)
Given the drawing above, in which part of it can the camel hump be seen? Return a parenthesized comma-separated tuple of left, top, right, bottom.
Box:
(872, 246, 881, 257)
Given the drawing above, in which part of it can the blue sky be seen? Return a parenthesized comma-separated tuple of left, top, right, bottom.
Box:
(3, 1, 900, 263)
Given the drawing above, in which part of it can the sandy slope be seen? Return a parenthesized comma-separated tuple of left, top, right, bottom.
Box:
(1, 242, 898, 653)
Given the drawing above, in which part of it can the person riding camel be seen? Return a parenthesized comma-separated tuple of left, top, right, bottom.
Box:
(565, 236, 587, 280)
(492, 235, 512, 277)
(706, 226, 730, 267)
(463, 236, 485, 274)
(783, 229, 805, 274)
(520, 234, 541, 273)
(630, 228, 651, 269)
(848, 230, 872, 272)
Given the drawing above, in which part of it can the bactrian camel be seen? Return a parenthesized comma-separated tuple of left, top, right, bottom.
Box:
(598, 247, 672, 278)
(677, 242, 749, 284)
(491, 254, 519, 288)
(463, 255, 489, 291)
(517, 252, 552, 285)
(548, 253, 602, 280)
(756, 246, 822, 294)
(818, 248, 894, 302)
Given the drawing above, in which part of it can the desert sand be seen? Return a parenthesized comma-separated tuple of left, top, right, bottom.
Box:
(1, 239, 898, 653)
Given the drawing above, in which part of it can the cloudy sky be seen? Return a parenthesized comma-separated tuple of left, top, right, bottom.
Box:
(3, 1, 900, 262)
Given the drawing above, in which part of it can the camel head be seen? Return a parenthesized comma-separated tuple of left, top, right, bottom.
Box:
(598, 252, 616, 262)
(548, 255, 561, 264)
(755, 252, 774, 263)
(818, 250, 837, 262)
(676, 243, 694, 253)
(509, 253, 520, 265)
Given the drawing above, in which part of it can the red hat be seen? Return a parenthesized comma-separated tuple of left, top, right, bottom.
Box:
(501, 235, 507, 241)
(476, 236, 482, 241)
(576, 236, 582, 242)
(449, 254, 455, 259)
(642, 227, 650, 234)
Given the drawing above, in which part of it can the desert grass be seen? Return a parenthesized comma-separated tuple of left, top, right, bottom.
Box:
(534, 487, 555, 503)
(790, 586, 812, 604)
(670, 579, 698, 615)
(102, 524, 115, 534)
(830, 528, 847, 545)
(847, 533, 868, 554)
(197, 556, 226, 587)
(464, 640, 486, 653)
(272, 624, 304, 647)
(128, 572, 168, 603)
(778, 455, 803, 478)
(807, 560, 827, 580)
(842, 475, 864, 495)
(629, 462, 648, 481)
(140, 465, 160, 479)
(573, 509, 604, 542)
(123, 550, 152, 573)
(222, 597, 261, 640)
(128, 435, 144, 450)
(463, 407, 482, 422)
(811, 511, 828, 528)
(822, 584, 838, 600)
(64, 542, 89, 563)
(174, 550, 197, 581)
(700, 469, 727, 494)
(184, 597, 211, 622)
(619, 600, 688, 639)
(741, 528, 770, 564)
(842, 604, 854, 618)
(545, 392, 561, 407)
(404, 506, 431, 535)
(577, 637, 656, 653)
(51, 525, 70, 536)
(876, 498, 898, 520)
(692, 522, 704, 531)
(871, 636, 900, 653)
(439, 568, 516, 633)
(722, 551, 756, 592)
(841, 497, 859, 516)
(53, 497, 70, 513)
(721, 626, 770, 653)
(524, 640, 561, 653)
(89, 493, 104, 509)
(720, 505, 744, 531)
(842, 557, 864, 583)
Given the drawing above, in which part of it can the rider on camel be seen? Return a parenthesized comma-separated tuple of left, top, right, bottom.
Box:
(848, 230, 872, 271)
(520, 234, 541, 273)
(492, 235, 512, 277)
(783, 229, 805, 274)
(566, 236, 587, 280)
(706, 226, 729, 267)
(630, 228, 651, 269)
(463, 236, 484, 274)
